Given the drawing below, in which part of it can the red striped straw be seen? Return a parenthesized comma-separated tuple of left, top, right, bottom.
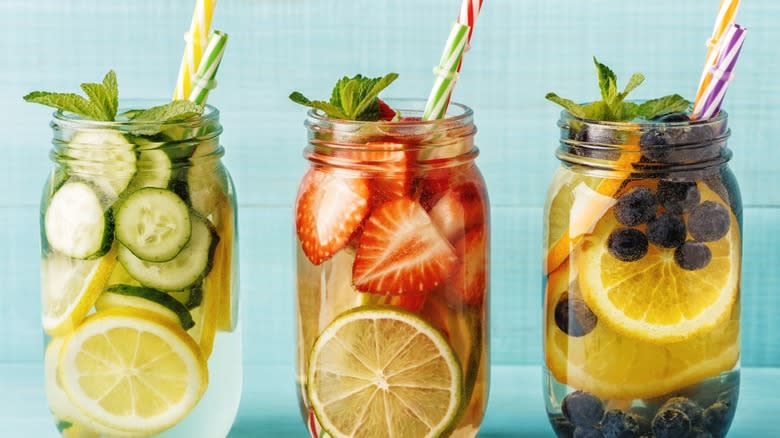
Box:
(692, 24, 747, 120)
(457, 0, 484, 72)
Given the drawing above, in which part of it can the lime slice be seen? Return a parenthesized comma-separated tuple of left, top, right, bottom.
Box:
(58, 308, 208, 435)
(42, 249, 116, 335)
(95, 284, 195, 330)
(308, 306, 462, 438)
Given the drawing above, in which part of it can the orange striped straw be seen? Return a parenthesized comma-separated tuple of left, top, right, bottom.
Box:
(693, 0, 741, 114)
(173, 0, 219, 100)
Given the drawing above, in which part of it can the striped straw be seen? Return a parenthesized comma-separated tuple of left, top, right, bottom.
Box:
(693, 0, 741, 114)
(173, 0, 219, 100)
(422, 23, 470, 121)
(693, 24, 747, 120)
(456, 0, 483, 69)
(188, 31, 228, 105)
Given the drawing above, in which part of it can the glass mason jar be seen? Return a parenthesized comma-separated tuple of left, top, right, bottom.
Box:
(40, 102, 241, 438)
(543, 110, 741, 438)
(295, 99, 490, 438)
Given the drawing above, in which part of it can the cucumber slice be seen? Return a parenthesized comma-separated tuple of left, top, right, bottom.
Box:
(68, 130, 137, 200)
(44, 181, 112, 259)
(169, 284, 203, 310)
(125, 149, 173, 192)
(118, 214, 218, 291)
(96, 284, 195, 330)
(115, 188, 191, 262)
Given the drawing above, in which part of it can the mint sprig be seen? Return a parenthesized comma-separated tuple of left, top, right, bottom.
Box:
(24, 70, 203, 124)
(546, 57, 690, 122)
(290, 73, 399, 121)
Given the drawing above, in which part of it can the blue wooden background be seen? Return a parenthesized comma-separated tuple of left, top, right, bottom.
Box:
(0, 0, 778, 427)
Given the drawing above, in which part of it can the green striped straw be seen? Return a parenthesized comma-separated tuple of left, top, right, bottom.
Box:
(422, 23, 470, 120)
(188, 30, 229, 106)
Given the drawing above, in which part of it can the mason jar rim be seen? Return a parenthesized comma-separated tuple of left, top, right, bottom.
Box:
(51, 98, 219, 130)
(558, 105, 727, 129)
(306, 98, 473, 127)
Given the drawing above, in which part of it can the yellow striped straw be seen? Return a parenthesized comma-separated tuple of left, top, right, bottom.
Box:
(693, 0, 740, 111)
(173, 0, 219, 100)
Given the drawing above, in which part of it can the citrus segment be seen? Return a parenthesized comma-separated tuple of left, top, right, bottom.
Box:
(42, 248, 116, 336)
(545, 263, 739, 400)
(577, 183, 739, 343)
(189, 277, 219, 359)
(308, 306, 462, 438)
(57, 308, 207, 435)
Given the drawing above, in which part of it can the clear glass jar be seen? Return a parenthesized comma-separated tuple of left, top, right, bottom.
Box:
(543, 110, 741, 437)
(40, 102, 241, 437)
(295, 99, 489, 438)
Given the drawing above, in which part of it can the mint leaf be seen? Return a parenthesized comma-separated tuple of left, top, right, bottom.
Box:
(594, 57, 618, 105)
(289, 92, 348, 120)
(636, 94, 690, 119)
(546, 58, 690, 122)
(23, 70, 120, 121)
(56, 420, 73, 433)
(23, 91, 102, 119)
(619, 73, 645, 101)
(290, 73, 399, 121)
(545, 93, 585, 118)
(129, 100, 203, 123)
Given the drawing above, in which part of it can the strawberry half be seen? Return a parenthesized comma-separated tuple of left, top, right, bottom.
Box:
(296, 168, 370, 265)
(447, 225, 488, 306)
(429, 181, 488, 243)
(377, 98, 397, 121)
(353, 197, 458, 296)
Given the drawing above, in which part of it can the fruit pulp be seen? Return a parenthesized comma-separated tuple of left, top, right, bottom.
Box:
(543, 166, 742, 438)
(42, 131, 241, 437)
(295, 161, 490, 438)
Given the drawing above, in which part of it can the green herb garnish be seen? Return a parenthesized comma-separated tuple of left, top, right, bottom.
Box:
(289, 73, 399, 121)
(24, 70, 203, 124)
(56, 420, 73, 433)
(546, 57, 690, 122)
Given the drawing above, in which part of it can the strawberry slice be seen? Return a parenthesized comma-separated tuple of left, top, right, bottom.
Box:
(429, 181, 488, 243)
(353, 198, 458, 296)
(377, 98, 397, 121)
(447, 226, 488, 306)
(296, 168, 370, 265)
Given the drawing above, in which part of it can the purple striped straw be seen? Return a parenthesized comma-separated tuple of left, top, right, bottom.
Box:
(694, 24, 747, 120)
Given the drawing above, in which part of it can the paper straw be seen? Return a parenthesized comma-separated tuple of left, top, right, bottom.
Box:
(456, 0, 483, 71)
(693, 0, 741, 114)
(173, 0, 219, 100)
(695, 24, 746, 120)
(422, 23, 470, 121)
(188, 31, 228, 105)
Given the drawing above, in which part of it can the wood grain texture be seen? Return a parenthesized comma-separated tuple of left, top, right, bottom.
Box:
(0, 1, 778, 369)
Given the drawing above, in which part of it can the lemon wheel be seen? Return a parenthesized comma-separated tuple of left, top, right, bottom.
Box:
(57, 308, 208, 435)
(308, 306, 463, 438)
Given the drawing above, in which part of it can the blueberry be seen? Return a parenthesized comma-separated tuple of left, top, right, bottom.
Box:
(555, 293, 598, 337)
(640, 129, 669, 163)
(601, 410, 644, 438)
(652, 409, 691, 438)
(688, 201, 730, 242)
(615, 187, 657, 226)
(647, 214, 687, 248)
(562, 391, 605, 427)
(703, 401, 733, 437)
(661, 397, 703, 426)
(657, 180, 701, 214)
(690, 428, 714, 438)
(608, 228, 649, 262)
(551, 415, 576, 437)
(574, 426, 604, 438)
(655, 112, 691, 123)
(674, 241, 712, 271)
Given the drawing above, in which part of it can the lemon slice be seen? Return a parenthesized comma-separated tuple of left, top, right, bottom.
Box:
(58, 308, 208, 435)
(577, 182, 740, 343)
(545, 262, 739, 400)
(188, 277, 219, 359)
(42, 248, 116, 336)
(308, 306, 462, 438)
